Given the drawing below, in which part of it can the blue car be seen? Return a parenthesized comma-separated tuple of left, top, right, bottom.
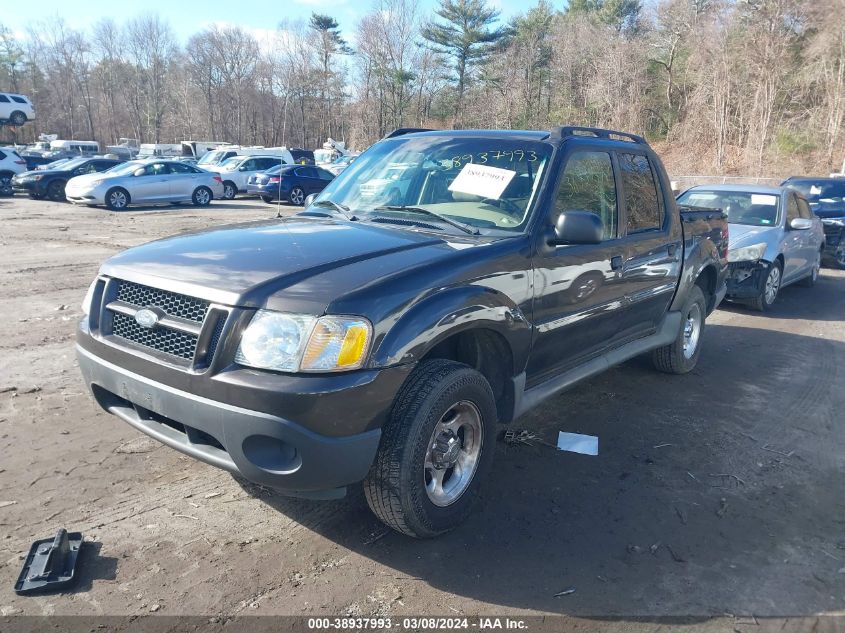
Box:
(247, 164, 334, 205)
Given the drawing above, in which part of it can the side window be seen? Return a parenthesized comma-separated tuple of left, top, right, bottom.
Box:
(169, 162, 192, 174)
(0, 95, 9, 103)
(0, 150, 6, 160)
(144, 163, 170, 176)
(786, 194, 800, 223)
(298, 167, 317, 179)
(317, 168, 333, 181)
(797, 197, 812, 219)
(240, 159, 256, 171)
(554, 151, 618, 241)
(11, 96, 26, 104)
(260, 158, 280, 170)
(619, 153, 661, 234)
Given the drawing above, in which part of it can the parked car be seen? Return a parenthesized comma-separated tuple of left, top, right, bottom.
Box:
(36, 158, 73, 171)
(325, 154, 358, 176)
(782, 176, 845, 269)
(0, 93, 36, 126)
(0, 146, 28, 196)
(11, 156, 123, 201)
(65, 159, 224, 210)
(289, 148, 315, 165)
(21, 154, 55, 171)
(205, 155, 290, 199)
(677, 184, 824, 310)
(76, 126, 728, 537)
(246, 164, 334, 204)
(197, 146, 294, 169)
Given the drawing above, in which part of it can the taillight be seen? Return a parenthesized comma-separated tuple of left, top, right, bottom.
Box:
(269, 176, 280, 184)
(212, 175, 222, 183)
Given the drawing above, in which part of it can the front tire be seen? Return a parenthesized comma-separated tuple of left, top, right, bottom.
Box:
(47, 180, 66, 202)
(105, 187, 130, 211)
(0, 173, 13, 197)
(192, 186, 212, 207)
(289, 186, 305, 206)
(652, 285, 707, 374)
(364, 359, 497, 538)
(222, 181, 237, 200)
(750, 261, 782, 311)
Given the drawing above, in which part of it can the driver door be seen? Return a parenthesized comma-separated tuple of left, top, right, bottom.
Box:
(528, 149, 627, 386)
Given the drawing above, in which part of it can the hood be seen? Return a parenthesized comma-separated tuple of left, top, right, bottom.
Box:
(100, 217, 450, 312)
(811, 203, 845, 219)
(728, 223, 780, 249)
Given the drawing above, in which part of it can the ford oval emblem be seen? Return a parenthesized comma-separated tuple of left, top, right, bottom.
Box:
(134, 308, 159, 329)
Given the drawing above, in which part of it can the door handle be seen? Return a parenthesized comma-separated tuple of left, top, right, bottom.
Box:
(611, 255, 623, 271)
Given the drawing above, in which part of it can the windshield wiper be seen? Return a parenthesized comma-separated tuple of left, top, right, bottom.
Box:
(372, 205, 479, 235)
(310, 199, 357, 221)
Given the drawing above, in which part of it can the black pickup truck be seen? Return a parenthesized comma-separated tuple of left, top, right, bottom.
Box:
(77, 127, 727, 538)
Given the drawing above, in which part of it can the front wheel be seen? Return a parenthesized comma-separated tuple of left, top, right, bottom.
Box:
(364, 359, 497, 538)
(652, 285, 707, 374)
(192, 186, 212, 207)
(750, 261, 782, 311)
(0, 173, 12, 197)
(47, 180, 66, 202)
(289, 187, 305, 206)
(105, 187, 129, 211)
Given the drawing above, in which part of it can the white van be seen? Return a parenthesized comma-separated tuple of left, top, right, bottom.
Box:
(49, 140, 100, 155)
(0, 93, 36, 126)
(197, 146, 294, 168)
(138, 143, 182, 158)
(181, 141, 227, 158)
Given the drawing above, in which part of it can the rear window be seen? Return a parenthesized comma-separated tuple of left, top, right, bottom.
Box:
(678, 190, 780, 227)
(11, 96, 27, 104)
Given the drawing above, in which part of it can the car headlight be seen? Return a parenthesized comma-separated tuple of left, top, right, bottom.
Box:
(823, 218, 845, 227)
(82, 279, 97, 315)
(235, 311, 372, 373)
(728, 242, 767, 263)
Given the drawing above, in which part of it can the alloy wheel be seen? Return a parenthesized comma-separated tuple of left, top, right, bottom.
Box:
(423, 401, 483, 507)
(764, 266, 781, 304)
(682, 303, 702, 359)
(109, 190, 127, 209)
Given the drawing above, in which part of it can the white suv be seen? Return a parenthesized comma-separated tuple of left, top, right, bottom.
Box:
(0, 93, 36, 126)
(0, 147, 27, 196)
(205, 155, 288, 199)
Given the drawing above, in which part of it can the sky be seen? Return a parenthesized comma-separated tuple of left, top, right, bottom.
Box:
(1, 0, 569, 45)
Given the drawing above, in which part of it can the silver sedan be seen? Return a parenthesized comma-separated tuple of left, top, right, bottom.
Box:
(678, 184, 825, 311)
(65, 160, 225, 210)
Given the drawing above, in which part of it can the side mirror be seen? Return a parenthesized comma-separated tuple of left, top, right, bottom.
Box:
(789, 218, 812, 230)
(303, 194, 316, 209)
(133, 168, 146, 177)
(552, 211, 604, 245)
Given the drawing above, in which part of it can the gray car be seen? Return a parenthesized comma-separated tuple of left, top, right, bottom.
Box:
(677, 184, 825, 311)
(65, 159, 225, 210)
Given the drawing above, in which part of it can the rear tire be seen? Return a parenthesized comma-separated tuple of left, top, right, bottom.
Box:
(0, 172, 13, 197)
(364, 359, 497, 538)
(222, 181, 237, 200)
(9, 111, 27, 126)
(289, 186, 305, 206)
(105, 187, 130, 211)
(192, 186, 212, 207)
(798, 250, 821, 287)
(749, 261, 782, 311)
(29, 192, 44, 200)
(652, 285, 707, 375)
(261, 195, 274, 204)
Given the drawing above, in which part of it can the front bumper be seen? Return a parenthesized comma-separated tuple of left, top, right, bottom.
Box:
(11, 178, 41, 194)
(725, 260, 767, 298)
(66, 186, 105, 205)
(77, 324, 413, 497)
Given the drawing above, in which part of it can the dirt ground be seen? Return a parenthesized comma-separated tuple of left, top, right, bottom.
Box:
(0, 195, 843, 630)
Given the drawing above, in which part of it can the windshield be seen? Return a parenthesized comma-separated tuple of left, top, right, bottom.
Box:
(785, 180, 845, 205)
(220, 157, 242, 170)
(678, 190, 780, 227)
(104, 161, 145, 176)
(314, 136, 552, 233)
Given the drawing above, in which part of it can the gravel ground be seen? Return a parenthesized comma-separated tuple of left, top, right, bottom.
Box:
(0, 195, 843, 630)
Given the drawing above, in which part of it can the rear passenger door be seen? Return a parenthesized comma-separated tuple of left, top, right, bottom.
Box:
(168, 162, 200, 198)
(528, 149, 626, 385)
(616, 151, 681, 340)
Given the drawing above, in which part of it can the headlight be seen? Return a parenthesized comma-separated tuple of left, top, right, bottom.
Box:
(728, 242, 767, 262)
(823, 218, 845, 227)
(235, 310, 372, 373)
(82, 279, 97, 315)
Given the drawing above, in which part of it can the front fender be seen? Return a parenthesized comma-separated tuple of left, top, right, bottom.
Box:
(371, 285, 532, 373)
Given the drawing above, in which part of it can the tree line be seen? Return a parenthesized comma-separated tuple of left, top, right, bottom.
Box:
(0, 0, 842, 176)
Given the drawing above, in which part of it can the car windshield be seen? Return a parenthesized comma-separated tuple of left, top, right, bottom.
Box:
(677, 190, 780, 227)
(104, 161, 145, 176)
(785, 180, 845, 205)
(313, 136, 552, 233)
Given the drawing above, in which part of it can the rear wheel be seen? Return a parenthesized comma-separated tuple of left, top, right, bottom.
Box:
(750, 261, 782, 311)
(29, 192, 44, 200)
(9, 111, 27, 126)
(192, 186, 212, 207)
(799, 250, 821, 287)
(652, 285, 707, 374)
(261, 195, 274, 204)
(222, 181, 237, 200)
(105, 187, 129, 211)
(364, 359, 496, 538)
(46, 180, 66, 202)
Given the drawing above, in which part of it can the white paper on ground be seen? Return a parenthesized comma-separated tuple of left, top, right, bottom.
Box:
(556, 431, 599, 456)
(448, 163, 516, 199)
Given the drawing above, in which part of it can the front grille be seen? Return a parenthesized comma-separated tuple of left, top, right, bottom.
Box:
(822, 224, 843, 245)
(112, 313, 199, 360)
(117, 280, 209, 323)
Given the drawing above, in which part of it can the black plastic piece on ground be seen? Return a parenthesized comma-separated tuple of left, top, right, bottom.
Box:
(15, 529, 83, 595)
